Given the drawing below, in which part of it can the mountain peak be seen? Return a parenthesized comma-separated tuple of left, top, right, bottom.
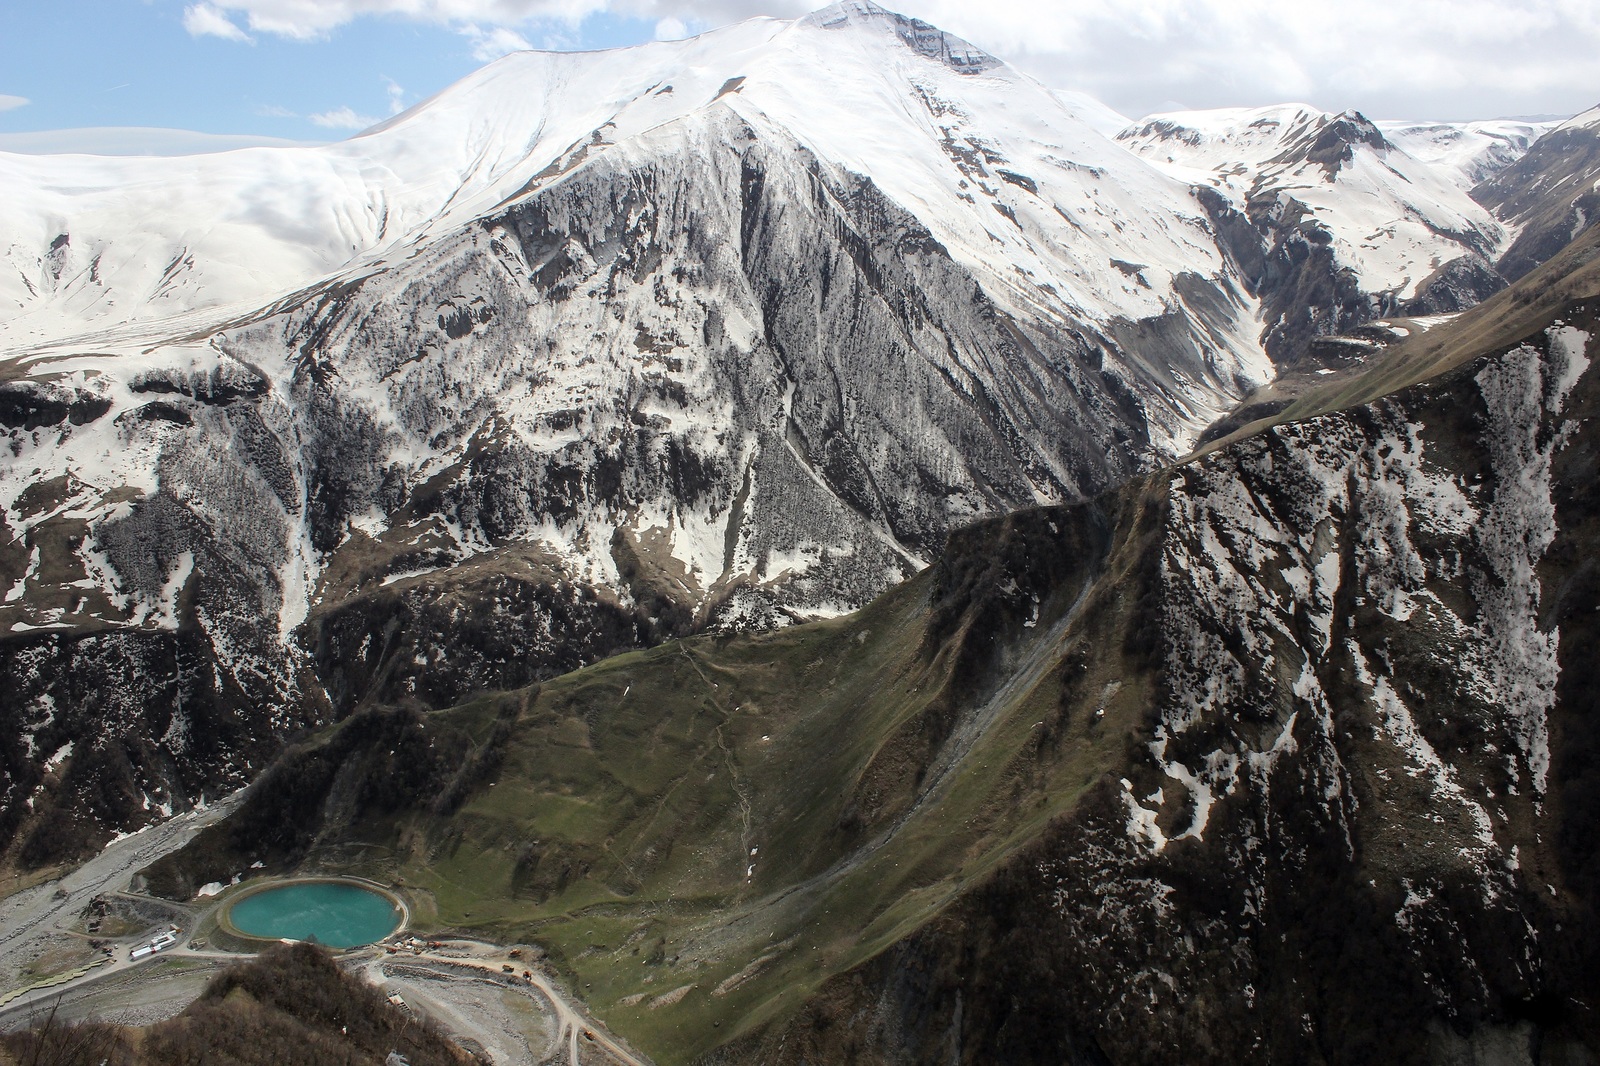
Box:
(798, 1, 1002, 74)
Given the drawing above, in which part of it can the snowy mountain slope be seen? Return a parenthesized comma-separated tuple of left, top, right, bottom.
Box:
(0, 15, 792, 355)
(720, 4, 1265, 377)
(1118, 104, 1508, 360)
(1378, 117, 1557, 190)
(0, 2, 1278, 858)
(0, 3, 1257, 392)
(1047, 90, 1133, 139)
(1474, 104, 1600, 282)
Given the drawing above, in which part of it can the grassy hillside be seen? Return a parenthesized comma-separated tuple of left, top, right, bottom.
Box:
(150, 487, 1167, 1062)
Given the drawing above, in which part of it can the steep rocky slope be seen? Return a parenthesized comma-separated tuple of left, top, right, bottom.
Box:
(732, 306, 1598, 1066)
(1474, 105, 1600, 282)
(144, 258, 1600, 1063)
(0, 2, 1281, 864)
(1120, 105, 1509, 362)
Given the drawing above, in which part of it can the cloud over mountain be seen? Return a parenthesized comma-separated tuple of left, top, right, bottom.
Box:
(178, 0, 1600, 119)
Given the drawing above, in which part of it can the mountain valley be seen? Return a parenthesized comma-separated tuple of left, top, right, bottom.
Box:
(138, 236, 1600, 1064)
(1, 2, 1598, 1063)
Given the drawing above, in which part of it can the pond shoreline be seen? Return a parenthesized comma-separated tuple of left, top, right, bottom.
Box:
(216, 877, 408, 950)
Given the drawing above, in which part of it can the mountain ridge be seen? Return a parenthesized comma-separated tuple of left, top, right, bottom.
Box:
(2, 0, 1596, 904)
(0, 1, 1271, 865)
(1473, 102, 1600, 282)
(1118, 102, 1510, 361)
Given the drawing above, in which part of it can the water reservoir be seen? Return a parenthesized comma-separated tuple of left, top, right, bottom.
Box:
(225, 881, 402, 948)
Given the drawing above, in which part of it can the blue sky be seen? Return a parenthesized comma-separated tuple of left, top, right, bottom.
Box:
(1, 0, 1596, 153)
(0, 0, 667, 146)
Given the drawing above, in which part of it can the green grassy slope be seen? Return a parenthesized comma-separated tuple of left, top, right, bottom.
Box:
(151, 488, 1166, 1063)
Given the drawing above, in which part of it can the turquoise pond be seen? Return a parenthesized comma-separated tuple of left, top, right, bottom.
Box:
(226, 882, 401, 948)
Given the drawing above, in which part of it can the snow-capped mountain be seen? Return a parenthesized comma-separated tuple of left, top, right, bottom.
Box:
(1379, 117, 1557, 190)
(1474, 104, 1600, 282)
(1119, 104, 1508, 360)
(1, 5, 1257, 387)
(2, 2, 1588, 864)
(5, 8, 1600, 1056)
(2, 17, 810, 355)
(0, 1, 1281, 855)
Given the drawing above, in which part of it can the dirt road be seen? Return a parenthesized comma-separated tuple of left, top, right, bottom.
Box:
(0, 801, 653, 1065)
(387, 944, 650, 1066)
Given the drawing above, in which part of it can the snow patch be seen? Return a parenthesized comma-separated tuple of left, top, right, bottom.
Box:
(1121, 777, 1168, 853)
(1468, 332, 1587, 794)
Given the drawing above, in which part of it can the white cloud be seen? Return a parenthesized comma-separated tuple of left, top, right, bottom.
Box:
(654, 17, 687, 41)
(384, 76, 407, 115)
(463, 24, 534, 61)
(895, 0, 1600, 119)
(0, 94, 29, 113)
(309, 105, 379, 129)
(182, 2, 252, 41)
(255, 103, 299, 118)
(197, 0, 614, 40)
(539, 28, 579, 50)
(179, 0, 1600, 121)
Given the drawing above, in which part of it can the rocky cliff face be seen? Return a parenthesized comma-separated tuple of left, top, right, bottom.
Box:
(722, 304, 1599, 1066)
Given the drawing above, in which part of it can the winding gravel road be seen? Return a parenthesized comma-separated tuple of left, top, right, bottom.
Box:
(0, 801, 652, 1065)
